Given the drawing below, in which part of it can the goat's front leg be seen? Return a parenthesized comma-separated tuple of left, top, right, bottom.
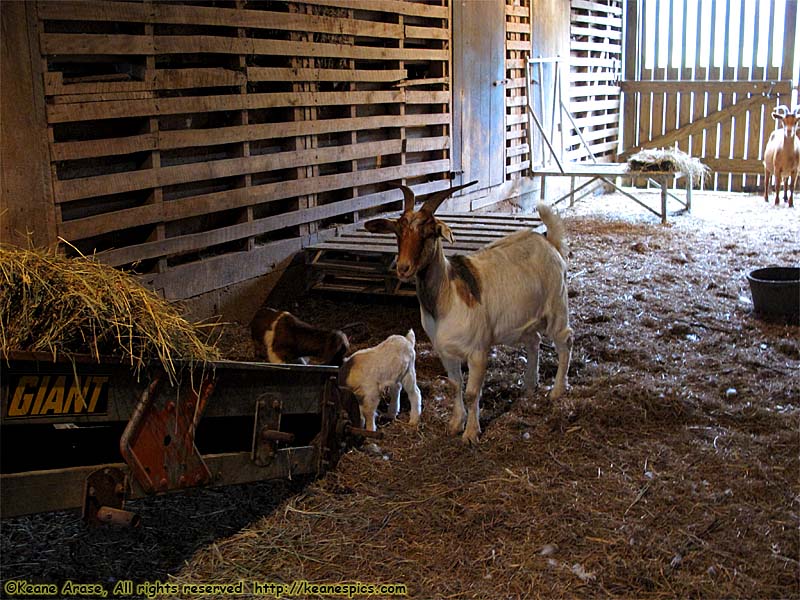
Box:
(462, 351, 488, 445)
(402, 364, 422, 427)
(441, 356, 465, 436)
(790, 173, 797, 208)
(359, 390, 381, 432)
(775, 172, 783, 206)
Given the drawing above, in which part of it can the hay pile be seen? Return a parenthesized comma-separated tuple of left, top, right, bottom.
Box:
(0, 246, 220, 381)
(627, 147, 710, 184)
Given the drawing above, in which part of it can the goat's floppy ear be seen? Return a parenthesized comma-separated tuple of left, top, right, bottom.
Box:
(364, 218, 398, 235)
(435, 219, 455, 243)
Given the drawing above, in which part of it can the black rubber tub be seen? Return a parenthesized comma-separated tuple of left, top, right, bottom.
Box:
(746, 267, 800, 323)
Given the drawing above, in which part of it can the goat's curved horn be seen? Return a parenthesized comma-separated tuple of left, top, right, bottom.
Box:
(421, 180, 479, 214)
(386, 181, 416, 212)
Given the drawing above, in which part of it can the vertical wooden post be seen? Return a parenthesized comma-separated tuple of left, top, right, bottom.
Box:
(236, 0, 254, 252)
(622, 0, 640, 154)
(1, 2, 56, 248)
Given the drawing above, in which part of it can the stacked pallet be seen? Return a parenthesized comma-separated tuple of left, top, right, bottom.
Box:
(568, 0, 623, 163)
(306, 212, 544, 296)
(505, 0, 532, 179)
(37, 0, 451, 299)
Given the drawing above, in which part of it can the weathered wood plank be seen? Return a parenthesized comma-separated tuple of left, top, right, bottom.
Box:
(619, 80, 792, 95)
(297, 0, 448, 19)
(154, 4, 404, 38)
(155, 36, 447, 62)
(44, 72, 150, 96)
(37, 0, 148, 23)
(41, 33, 154, 55)
(47, 89, 447, 123)
(155, 68, 247, 89)
(51, 133, 157, 161)
(247, 67, 407, 83)
(572, 0, 622, 15)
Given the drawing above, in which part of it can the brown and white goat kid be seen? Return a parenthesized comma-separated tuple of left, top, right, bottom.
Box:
(365, 182, 572, 445)
(764, 106, 800, 207)
(250, 307, 349, 366)
(338, 329, 421, 432)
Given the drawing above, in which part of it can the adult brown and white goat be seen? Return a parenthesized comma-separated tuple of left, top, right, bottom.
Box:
(764, 106, 800, 207)
(250, 307, 349, 366)
(338, 329, 421, 432)
(365, 182, 572, 445)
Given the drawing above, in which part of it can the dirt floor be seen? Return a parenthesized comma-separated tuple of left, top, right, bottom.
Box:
(1, 189, 798, 599)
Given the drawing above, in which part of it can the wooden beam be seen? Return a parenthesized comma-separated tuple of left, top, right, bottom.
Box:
(619, 80, 793, 95)
(46, 89, 448, 123)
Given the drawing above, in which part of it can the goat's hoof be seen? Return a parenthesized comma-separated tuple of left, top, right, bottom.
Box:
(447, 418, 465, 437)
(461, 429, 480, 446)
(408, 415, 420, 428)
(549, 385, 567, 401)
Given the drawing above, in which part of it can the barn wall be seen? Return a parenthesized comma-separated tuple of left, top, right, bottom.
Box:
(1, 0, 580, 312)
(14, 0, 451, 301)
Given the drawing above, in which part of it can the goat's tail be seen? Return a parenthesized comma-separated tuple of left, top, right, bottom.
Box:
(405, 328, 416, 346)
(536, 202, 568, 260)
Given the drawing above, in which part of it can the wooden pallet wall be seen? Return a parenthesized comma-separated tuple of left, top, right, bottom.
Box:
(567, 0, 622, 163)
(505, 0, 531, 179)
(621, 0, 797, 192)
(36, 0, 450, 299)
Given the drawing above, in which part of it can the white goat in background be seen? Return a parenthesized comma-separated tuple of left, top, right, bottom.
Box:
(764, 105, 800, 208)
(338, 329, 422, 432)
(365, 182, 572, 445)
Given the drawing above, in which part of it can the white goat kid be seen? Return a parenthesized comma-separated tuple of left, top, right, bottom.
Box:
(365, 182, 572, 445)
(764, 106, 800, 208)
(338, 329, 422, 432)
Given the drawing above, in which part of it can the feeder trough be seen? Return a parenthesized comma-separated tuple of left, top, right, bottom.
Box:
(746, 267, 800, 323)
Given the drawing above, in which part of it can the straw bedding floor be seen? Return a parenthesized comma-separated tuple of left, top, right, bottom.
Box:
(1, 190, 798, 599)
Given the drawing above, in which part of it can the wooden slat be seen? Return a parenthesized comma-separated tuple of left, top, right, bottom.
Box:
(37, 0, 148, 23)
(246, 67, 407, 83)
(46, 89, 449, 123)
(571, 25, 622, 40)
(620, 80, 792, 94)
(154, 4, 404, 39)
(51, 133, 157, 161)
(296, 0, 448, 19)
(155, 36, 448, 62)
(41, 33, 154, 55)
(154, 68, 247, 90)
(572, 0, 622, 15)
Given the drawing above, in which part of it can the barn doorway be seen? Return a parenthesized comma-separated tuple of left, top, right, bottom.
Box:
(621, 0, 799, 192)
